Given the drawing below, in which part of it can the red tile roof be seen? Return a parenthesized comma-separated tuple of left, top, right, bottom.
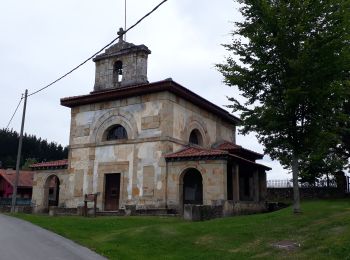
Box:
(215, 141, 264, 159)
(215, 142, 242, 150)
(165, 146, 228, 159)
(0, 170, 34, 187)
(228, 154, 271, 170)
(30, 159, 68, 169)
(165, 145, 271, 170)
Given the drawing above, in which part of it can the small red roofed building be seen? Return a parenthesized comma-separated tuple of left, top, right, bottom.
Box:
(0, 169, 33, 199)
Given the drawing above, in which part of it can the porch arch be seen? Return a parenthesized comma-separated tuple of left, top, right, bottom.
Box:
(179, 168, 203, 211)
(43, 174, 61, 209)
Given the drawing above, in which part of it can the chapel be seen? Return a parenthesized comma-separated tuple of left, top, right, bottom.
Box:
(31, 29, 270, 215)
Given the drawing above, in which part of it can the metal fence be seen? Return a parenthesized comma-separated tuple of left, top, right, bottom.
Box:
(267, 179, 293, 188)
(0, 198, 32, 206)
(267, 179, 338, 188)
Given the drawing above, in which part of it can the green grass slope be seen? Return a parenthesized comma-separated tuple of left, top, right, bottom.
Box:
(14, 200, 350, 259)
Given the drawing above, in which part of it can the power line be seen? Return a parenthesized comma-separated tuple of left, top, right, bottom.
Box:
(5, 96, 23, 131)
(28, 0, 168, 97)
(5, 0, 168, 132)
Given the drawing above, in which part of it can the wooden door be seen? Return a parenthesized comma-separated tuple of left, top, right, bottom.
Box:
(104, 173, 120, 211)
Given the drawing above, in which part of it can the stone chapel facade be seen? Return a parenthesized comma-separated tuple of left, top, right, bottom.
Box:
(32, 32, 270, 214)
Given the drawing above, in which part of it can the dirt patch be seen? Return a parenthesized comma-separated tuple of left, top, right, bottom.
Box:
(252, 252, 271, 258)
(329, 226, 346, 235)
(271, 240, 300, 251)
(195, 235, 216, 246)
(228, 248, 241, 253)
(228, 239, 262, 254)
(159, 226, 178, 236)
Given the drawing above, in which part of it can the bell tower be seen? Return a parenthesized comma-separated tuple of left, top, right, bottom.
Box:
(93, 28, 151, 92)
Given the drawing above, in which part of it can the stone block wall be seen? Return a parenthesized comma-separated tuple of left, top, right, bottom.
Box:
(94, 50, 149, 90)
(0, 205, 32, 214)
(65, 91, 236, 210)
(223, 201, 267, 216)
(267, 187, 346, 202)
(184, 201, 267, 221)
(166, 160, 227, 210)
(31, 169, 69, 213)
(170, 92, 235, 147)
(183, 204, 223, 221)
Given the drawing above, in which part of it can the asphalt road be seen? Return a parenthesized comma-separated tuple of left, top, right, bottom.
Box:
(0, 213, 107, 260)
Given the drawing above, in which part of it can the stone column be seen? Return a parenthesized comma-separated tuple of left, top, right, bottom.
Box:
(232, 164, 240, 202)
(87, 148, 96, 195)
(259, 171, 267, 201)
(222, 162, 228, 203)
(32, 186, 47, 213)
(253, 169, 260, 202)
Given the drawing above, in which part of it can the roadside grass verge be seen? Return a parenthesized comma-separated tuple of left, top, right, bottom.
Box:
(13, 199, 350, 259)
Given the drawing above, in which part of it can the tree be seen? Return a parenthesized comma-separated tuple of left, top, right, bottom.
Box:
(217, 0, 350, 213)
(0, 128, 68, 168)
(22, 158, 38, 170)
(299, 148, 347, 187)
(339, 100, 350, 161)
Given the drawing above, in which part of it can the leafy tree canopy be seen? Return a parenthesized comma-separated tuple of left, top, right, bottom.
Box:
(218, 0, 350, 212)
(0, 128, 68, 169)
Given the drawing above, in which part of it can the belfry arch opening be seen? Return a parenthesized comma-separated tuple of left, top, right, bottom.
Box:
(180, 168, 203, 206)
(114, 60, 123, 83)
(189, 129, 203, 146)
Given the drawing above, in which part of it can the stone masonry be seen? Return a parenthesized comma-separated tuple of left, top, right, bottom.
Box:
(31, 34, 270, 215)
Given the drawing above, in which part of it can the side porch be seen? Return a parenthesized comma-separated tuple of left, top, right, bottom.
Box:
(164, 146, 271, 220)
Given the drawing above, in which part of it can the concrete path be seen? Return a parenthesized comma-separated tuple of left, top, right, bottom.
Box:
(0, 213, 107, 260)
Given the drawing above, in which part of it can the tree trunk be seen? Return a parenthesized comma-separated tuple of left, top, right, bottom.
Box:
(292, 154, 301, 213)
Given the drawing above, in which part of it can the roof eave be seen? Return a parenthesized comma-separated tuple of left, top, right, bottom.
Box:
(60, 79, 241, 125)
(165, 154, 229, 162)
(240, 148, 264, 159)
(228, 154, 271, 170)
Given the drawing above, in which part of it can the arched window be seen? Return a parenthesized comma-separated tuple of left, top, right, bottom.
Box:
(114, 60, 123, 83)
(189, 129, 203, 146)
(106, 125, 128, 141)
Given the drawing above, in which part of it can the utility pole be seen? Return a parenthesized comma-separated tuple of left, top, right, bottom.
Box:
(11, 89, 28, 213)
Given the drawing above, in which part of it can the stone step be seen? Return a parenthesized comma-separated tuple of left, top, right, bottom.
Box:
(96, 208, 179, 217)
(138, 213, 179, 217)
(96, 210, 125, 216)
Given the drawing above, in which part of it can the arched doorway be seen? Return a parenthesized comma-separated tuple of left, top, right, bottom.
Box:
(44, 175, 60, 208)
(181, 168, 203, 206)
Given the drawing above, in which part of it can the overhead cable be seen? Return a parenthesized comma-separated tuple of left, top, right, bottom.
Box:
(5, 96, 23, 131)
(28, 0, 168, 97)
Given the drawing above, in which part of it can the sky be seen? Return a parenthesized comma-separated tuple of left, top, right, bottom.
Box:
(0, 0, 289, 179)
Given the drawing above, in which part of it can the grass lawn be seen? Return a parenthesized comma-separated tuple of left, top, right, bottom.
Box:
(13, 199, 350, 259)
